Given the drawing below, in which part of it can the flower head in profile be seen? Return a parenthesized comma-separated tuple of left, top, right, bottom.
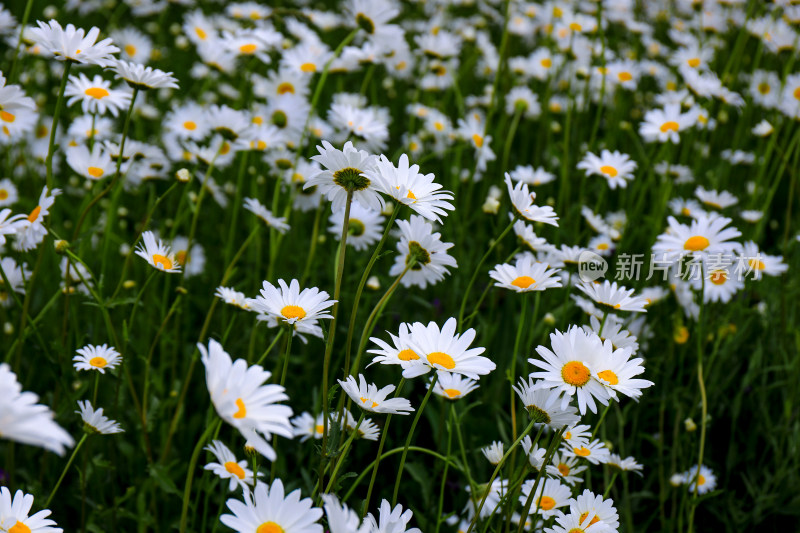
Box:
(505, 174, 559, 226)
(362, 500, 421, 533)
(135, 231, 181, 273)
(73, 344, 122, 374)
(243, 198, 290, 234)
(14, 187, 61, 252)
(389, 215, 457, 289)
(306, 140, 382, 212)
(339, 374, 414, 415)
(76, 400, 124, 434)
(575, 280, 648, 313)
(111, 59, 179, 90)
(512, 377, 580, 429)
(30, 20, 119, 66)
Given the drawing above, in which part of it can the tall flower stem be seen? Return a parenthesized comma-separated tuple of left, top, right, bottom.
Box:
(362, 378, 404, 518)
(270, 331, 294, 483)
(45, 433, 88, 508)
(687, 273, 707, 533)
(323, 413, 364, 495)
(435, 403, 454, 533)
(319, 189, 354, 492)
(179, 418, 222, 533)
(45, 61, 72, 190)
(7, 0, 34, 83)
(516, 427, 566, 533)
(391, 372, 439, 506)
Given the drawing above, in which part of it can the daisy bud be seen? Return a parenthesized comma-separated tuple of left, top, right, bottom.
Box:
(123, 280, 136, 290)
(176, 168, 191, 183)
(366, 276, 380, 291)
(54, 239, 69, 254)
(482, 196, 500, 214)
(543, 313, 556, 325)
(684, 417, 697, 432)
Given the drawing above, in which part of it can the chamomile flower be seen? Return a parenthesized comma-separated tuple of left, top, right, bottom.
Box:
(243, 198, 290, 234)
(489, 254, 563, 292)
(204, 440, 257, 491)
(519, 478, 571, 518)
(76, 400, 123, 434)
(505, 174, 559, 226)
(199, 339, 294, 461)
(306, 140, 383, 212)
(363, 500, 421, 533)
(405, 317, 496, 380)
(291, 412, 326, 442)
(577, 150, 637, 189)
(639, 103, 698, 143)
(684, 465, 717, 495)
(429, 371, 479, 400)
(328, 201, 384, 251)
(30, 20, 119, 66)
(529, 326, 612, 415)
(247, 279, 335, 335)
(591, 345, 653, 401)
(73, 344, 122, 374)
(569, 490, 620, 531)
(607, 454, 643, 475)
(481, 441, 504, 465)
(368, 322, 426, 375)
(0, 208, 27, 246)
(14, 187, 61, 252)
(739, 241, 788, 279)
(389, 215, 457, 289)
(564, 439, 611, 465)
(512, 377, 580, 429)
(221, 478, 323, 533)
(215, 287, 250, 310)
(65, 143, 114, 180)
(546, 451, 588, 486)
(575, 280, 648, 313)
(0, 178, 18, 207)
(135, 231, 181, 273)
(65, 73, 131, 117)
(339, 374, 414, 415)
(652, 214, 742, 263)
(695, 186, 738, 210)
(111, 59, 179, 91)
(0, 487, 63, 533)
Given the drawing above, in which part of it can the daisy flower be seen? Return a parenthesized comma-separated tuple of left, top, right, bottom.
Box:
(518, 478, 571, 518)
(577, 150, 637, 189)
(291, 412, 326, 442)
(247, 279, 335, 337)
(563, 439, 611, 465)
(509, 165, 556, 187)
(111, 59, 179, 91)
(513, 220, 554, 252)
(339, 374, 414, 415)
(489, 253, 563, 292)
(199, 339, 294, 461)
(215, 287, 250, 310)
(0, 208, 28, 247)
(66, 144, 114, 180)
(204, 439, 258, 491)
(76, 400, 124, 434)
(322, 494, 368, 533)
(367, 153, 455, 223)
(512, 377, 580, 429)
(30, 20, 119, 66)
(639, 103, 698, 143)
(607, 454, 644, 476)
(340, 410, 380, 441)
(306, 140, 383, 212)
(368, 322, 427, 376)
(73, 344, 122, 374)
(135, 231, 181, 273)
(684, 464, 717, 495)
(389, 215, 457, 289)
(405, 317, 496, 380)
(65, 73, 131, 117)
(569, 489, 620, 531)
(694, 263, 743, 304)
(592, 346, 653, 401)
(582, 315, 639, 353)
(575, 280, 648, 313)
(363, 500, 421, 533)
(0, 487, 63, 533)
(529, 326, 612, 415)
(544, 510, 608, 533)
(521, 436, 547, 468)
(481, 441, 504, 465)
(109, 27, 152, 64)
(429, 371, 479, 400)
(243, 198, 290, 234)
(221, 478, 323, 533)
(695, 186, 738, 210)
(328, 200, 384, 251)
(0, 363, 74, 455)
(652, 214, 742, 264)
(505, 174, 559, 226)
(0, 178, 19, 207)
(546, 451, 588, 486)
(0, 257, 30, 307)
(14, 187, 61, 252)
(739, 241, 788, 279)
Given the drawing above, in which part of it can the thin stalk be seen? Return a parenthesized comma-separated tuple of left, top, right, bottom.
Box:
(516, 427, 566, 533)
(270, 332, 294, 482)
(45, 433, 88, 508)
(179, 418, 222, 533)
(45, 61, 72, 190)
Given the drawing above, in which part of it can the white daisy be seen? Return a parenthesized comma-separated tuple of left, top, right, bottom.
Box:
(72, 344, 122, 374)
(76, 400, 123, 434)
(339, 374, 414, 415)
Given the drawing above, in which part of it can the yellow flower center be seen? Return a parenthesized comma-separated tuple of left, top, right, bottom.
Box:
(89, 356, 108, 368)
(220, 142, 231, 155)
(710, 271, 727, 285)
(0, 190, 7, 200)
(281, 305, 306, 320)
(683, 235, 710, 251)
(257, 522, 284, 533)
(427, 351, 456, 369)
(315, 424, 324, 434)
(660, 121, 680, 133)
(88, 166, 104, 178)
(579, 512, 600, 526)
(597, 369, 619, 385)
(569, 22, 582, 31)
(511, 276, 535, 289)
(434, 121, 444, 131)
(538, 496, 556, 510)
(125, 44, 137, 56)
(0, 110, 15, 123)
(398, 349, 419, 361)
(183, 120, 197, 131)
(224, 461, 246, 479)
(794, 87, 800, 100)
(233, 398, 247, 419)
(443, 388, 461, 398)
(541, 58, 552, 68)
(300, 62, 316, 73)
(195, 27, 207, 40)
(687, 57, 701, 67)
(152, 254, 173, 270)
(558, 463, 570, 476)
(618, 71, 633, 82)
(360, 397, 379, 408)
(574, 446, 592, 457)
(472, 134, 484, 147)
(674, 326, 689, 344)
(600, 165, 618, 177)
(277, 82, 295, 95)
(9, 522, 31, 533)
(697, 474, 706, 485)
(175, 250, 188, 266)
(597, 243, 609, 250)
(748, 258, 765, 271)
(85, 87, 110, 99)
(27, 205, 41, 223)
(561, 361, 591, 386)
(239, 43, 257, 54)
(758, 83, 770, 94)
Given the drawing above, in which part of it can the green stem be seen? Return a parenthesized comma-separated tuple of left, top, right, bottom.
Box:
(45, 61, 72, 190)
(179, 418, 222, 533)
(45, 433, 88, 508)
(516, 427, 566, 533)
(255, 329, 286, 366)
(7, 0, 34, 83)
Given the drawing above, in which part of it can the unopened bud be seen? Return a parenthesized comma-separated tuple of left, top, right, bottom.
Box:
(176, 168, 191, 183)
(684, 417, 697, 432)
(54, 240, 69, 254)
(123, 280, 137, 290)
(366, 276, 380, 291)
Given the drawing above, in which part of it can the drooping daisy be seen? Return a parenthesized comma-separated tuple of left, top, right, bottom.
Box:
(0, 487, 63, 533)
(489, 253, 562, 293)
(247, 279, 335, 338)
(513, 220, 554, 253)
(505, 174, 559, 226)
(328, 200, 384, 251)
(204, 439, 258, 491)
(518, 478, 571, 518)
(339, 374, 414, 415)
(221, 478, 323, 533)
(512, 377, 580, 429)
(694, 186, 738, 210)
(575, 280, 648, 313)
(199, 339, 294, 461)
(569, 489, 620, 531)
(576, 150, 637, 189)
(111, 59, 179, 91)
(76, 400, 123, 435)
(363, 500, 421, 533)
(481, 441, 504, 465)
(529, 326, 612, 415)
(521, 435, 547, 468)
(607, 454, 643, 476)
(243, 198, 290, 234)
(339, 409, 380, 441)
(65, 73, 131, 117)
(135, 231, 181, 273)
(546, 451, 588, 486)
(405, 317, 496, 380)
(306, 140, 383, 212)
(389, 215, 457, 289)
(429, 371, 479, 400)
(215, 286, 250, 310)
(30, 20, 119, 66)
(14, 187, 61, 252)
(652, 214, 742, 264)
(73, 344, 122, 374)
(66, 143, 114, 180)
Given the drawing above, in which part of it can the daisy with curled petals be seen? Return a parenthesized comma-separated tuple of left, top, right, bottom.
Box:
(204, 439, 258, 491)
(306, 140, 382, 213)
(111, 59, 179, 91)
(0, 363, 74, 455)
(339, 374, 414, 415)
(639, 103, 698, 144)
(243, 197, 290, 234)
(512, 377, 580, 429)
(576, 150, 637, 189)
(221, 478, 323, 533)
(135, 231, 181, 273)
(14, 187, 61, 252)
(695, 186, 738, 210)
(575, 280, 648, 313)
(367, 153, 455, 223)
(341, 411, 380, 441)
(65, 73, 131, 117)
(521, 436, 547, 468)
(363, 500, 421, 533)
(76, 400, 123, 434)
(0, 257, 29, 308)
(199, 339, 293, 460)
(247, 279, 334, 336)
(569, 489, 620, 531)
(652, 214, 742, 264)
(607, 454, 644, 476)
(73, 344, 121, 374)
(529, 326, 612, 415)
(429, 371, 479, 400)
(518, 478, 571, 518)
(66, 144, 114, 180)
(481, 441, 504, 465)
(215, 286, 250, 310)
(368, 322, 426, 376)
(504, 174, 559, 226)
(322, 494, 369, 533)
(582, 315, 639, 353)
(489, 253, 562, 292)
(389, 215, 458, 289)
(0, 487, 63, 533)
(545, 510, 608, 533)
(405, 317, 496, 380)
(30, 20, 119, 66)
